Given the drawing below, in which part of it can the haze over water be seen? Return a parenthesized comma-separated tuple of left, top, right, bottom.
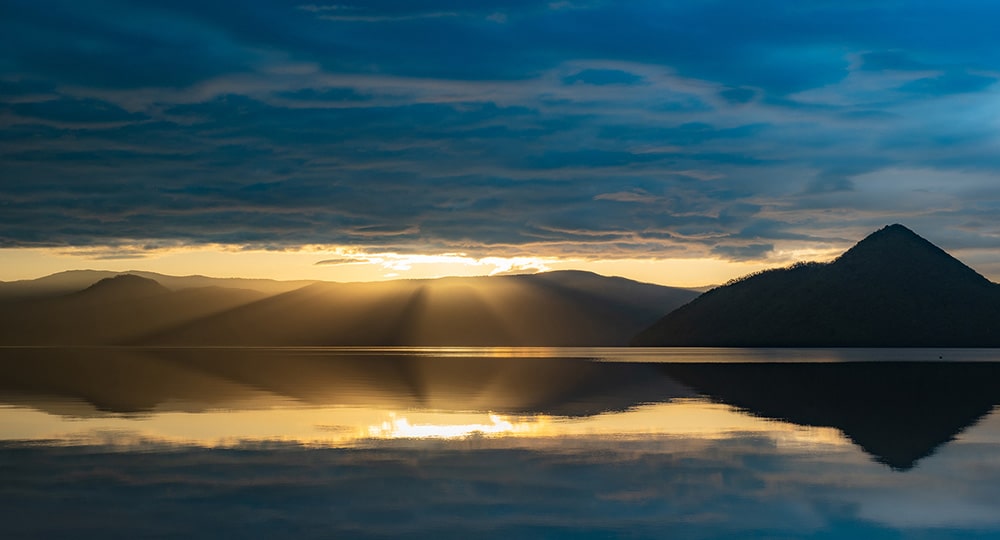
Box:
(2, 347, 1000, 539)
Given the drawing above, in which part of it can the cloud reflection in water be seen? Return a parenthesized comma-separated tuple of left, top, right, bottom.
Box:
(2, 347, 1000, 538)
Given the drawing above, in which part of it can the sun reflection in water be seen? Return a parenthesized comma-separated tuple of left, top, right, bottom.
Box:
(0, 401, 853, 450)
(367, 413, 546, 439)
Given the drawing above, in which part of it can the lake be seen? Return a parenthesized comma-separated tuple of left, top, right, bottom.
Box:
(2, 347, 1000, 539)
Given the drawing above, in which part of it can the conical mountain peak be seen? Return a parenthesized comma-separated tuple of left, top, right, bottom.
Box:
(633, 224, 1000, 347)
(839, 224, 943, 261)
(832, 224, 991, 287)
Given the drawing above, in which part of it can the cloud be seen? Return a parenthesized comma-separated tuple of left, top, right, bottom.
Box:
(593, 190, 661, 203)
(711, 244, 774, 261)
(2, 0, 1000, 268)
(857, 50, 929, 72)
(297, 4, 354, 12)
(899, 71, 997, 95)
(314, 257, 369, 266)
(562, 69, 643, 86)
(719, 86, 756, 104)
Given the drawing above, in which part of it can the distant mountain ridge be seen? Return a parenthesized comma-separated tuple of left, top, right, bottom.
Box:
(0, 270, 699, 346)
(0, 275, 267, 345)
(139, 271, 698, 347)
(633, 224, 1000, 347)
(75, 274, 171, 299)
(0, 270, 317, 299)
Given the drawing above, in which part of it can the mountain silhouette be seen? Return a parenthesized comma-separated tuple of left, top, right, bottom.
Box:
(657, 362, 1000, 470)
(0, 269, 315, 300)
(0, 275, 267, 345)
(0, 271, 698, 346)
(138, 271, 698, 346)
(75, 274, 171, 300)
(633, 224, 1000, 346)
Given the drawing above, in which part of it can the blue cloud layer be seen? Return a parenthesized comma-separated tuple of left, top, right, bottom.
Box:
(2, 0, 1000, 261)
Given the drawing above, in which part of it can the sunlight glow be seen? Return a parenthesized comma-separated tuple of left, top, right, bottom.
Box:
(0, 246, 562, 283)
(315, 248, 553, 277)
(0, 241, 860, 288)
(0, 401, 854, 450)
(367, 413, 545, 439)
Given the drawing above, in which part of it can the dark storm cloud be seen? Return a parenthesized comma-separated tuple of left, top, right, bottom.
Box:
(3, 0, 1000, 261)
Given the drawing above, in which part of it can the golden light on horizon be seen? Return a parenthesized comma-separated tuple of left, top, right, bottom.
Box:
(0, 244, 800, 288)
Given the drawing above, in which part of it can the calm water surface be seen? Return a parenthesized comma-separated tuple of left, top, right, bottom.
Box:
(2, 347, 1000, 539)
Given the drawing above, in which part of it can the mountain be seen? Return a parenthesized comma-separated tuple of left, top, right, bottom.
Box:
(0, 275, 268, 345)
(75, 273, 170, 300)
(0, 269, 316, 299)
(139, 270, 699, 347)
(0, 269, 118, 300)
(0, 270, 698, 346)
(633, 224, 1000, 346)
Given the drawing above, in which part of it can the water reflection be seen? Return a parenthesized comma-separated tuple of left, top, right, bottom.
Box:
(658, 362, 1000, 470)
(0, 347, 691, 416)
(3, 347, 1000, 538)
(1, 347, 999, 471)
(3, 424, 1000, 538)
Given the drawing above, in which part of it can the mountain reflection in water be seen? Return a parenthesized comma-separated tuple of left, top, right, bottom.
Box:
(1, 348, 999, 470)
(0, 347, 692, 417)
(4, 347, 1000, 539)
(658, 362, 1000, 470)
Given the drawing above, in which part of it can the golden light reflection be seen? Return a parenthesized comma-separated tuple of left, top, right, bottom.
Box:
(0, 400, 853, 450)
(366, 413, 547, 439)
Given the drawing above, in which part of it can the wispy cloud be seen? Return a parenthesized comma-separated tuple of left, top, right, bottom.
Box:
(2, 0, 1000, 268)
(313, 257, 369, 266)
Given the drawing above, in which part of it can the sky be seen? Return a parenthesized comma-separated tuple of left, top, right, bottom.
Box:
(2, 0, 1000, 286)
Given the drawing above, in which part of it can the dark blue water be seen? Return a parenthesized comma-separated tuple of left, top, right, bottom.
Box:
(2, 347, 1000, 539)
